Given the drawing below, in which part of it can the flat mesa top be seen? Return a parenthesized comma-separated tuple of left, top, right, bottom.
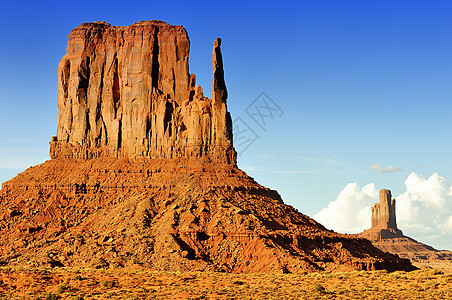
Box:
(76, 20, 181, 30)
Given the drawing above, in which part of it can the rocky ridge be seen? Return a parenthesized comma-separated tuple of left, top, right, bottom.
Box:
(0, 21, 415, 273)
(359, 189, 452, 269)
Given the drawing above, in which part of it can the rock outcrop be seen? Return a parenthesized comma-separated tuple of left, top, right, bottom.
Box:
(0, 158, 416, 272)
(49, 21, 235, 164)
(359, 189, 452, 270)
(0, 21, 416, 273)
(366, 189, 403, 240)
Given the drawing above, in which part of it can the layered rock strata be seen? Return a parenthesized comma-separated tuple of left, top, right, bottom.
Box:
(0, 21, 416, 273)
(359, 189, 452, 269)
(367, 189, 403, 240)
(0, 158, 414, 272)
(49, 21, 235, 164)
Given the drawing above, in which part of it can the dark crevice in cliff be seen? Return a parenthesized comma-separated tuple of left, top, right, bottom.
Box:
(85, 112, 91, 141)
(145, 114, 152, 142)
(118, 119, 122, 149)
(151, 27, 160, 91)
(62, 60, 70, 99)
(164, 101, 173, 136)
(113, 57, 121, 119)
(171, 69, 175, 98)
(96, 59, 106, 147)
(78, 56, 91, 90)
(98, 59, 105, 117)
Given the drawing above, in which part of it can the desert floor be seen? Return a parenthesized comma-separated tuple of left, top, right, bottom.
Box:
(0, 267, 450, 299)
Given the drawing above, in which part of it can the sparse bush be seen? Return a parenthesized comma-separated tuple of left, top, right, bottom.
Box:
(313, 283, 326, 293)
(429, 269, 444, 276)
(70, 296, 84, 300)
(73, 274, 83, 281)
(56, 283, 69, 293)
(425, 280, 440, 288)
(100, 279, 118, 289)
(46, 292, 59, 300)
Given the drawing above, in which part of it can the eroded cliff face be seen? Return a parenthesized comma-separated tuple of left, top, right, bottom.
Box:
(370, 189, 400, 233)
(359, 189, 452, 270)
(50, 21, 235, 164)
(0, 21, 416, 273)
(0, 158, 415, 272)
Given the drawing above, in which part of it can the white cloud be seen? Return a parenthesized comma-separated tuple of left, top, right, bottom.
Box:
(370, 164, 404, 173)
(396, 172, 452, 249)
(445, 215, 452, 231)
(314, 172, 452, 250)
(297, 156, 345, 167)
(313, 183, 377, 234)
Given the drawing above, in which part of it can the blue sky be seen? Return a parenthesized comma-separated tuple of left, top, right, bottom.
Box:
(1, 1, 452, 249)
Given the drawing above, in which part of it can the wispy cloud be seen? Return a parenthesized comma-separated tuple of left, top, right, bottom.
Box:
(274, 170, 318, 174)
(239, 165, 273, 172)
(296, 156, 345, 167)
(240, 165, 318, 175)
(370, 164, 404, 173)
(256, 153, 278, 159)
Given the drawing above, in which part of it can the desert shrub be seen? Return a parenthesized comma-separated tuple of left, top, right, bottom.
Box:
(70, 296, 84, 300)
(100, 279, 118, 288)
(428, 269, 444, 276)
(313, 283, 326, 293)
(425, 280, 440, 288)
(46, 292, 59, 300)
(56, 283, 69, 293)
(334, 272, 349, 280)
(73, 274, 83, 281)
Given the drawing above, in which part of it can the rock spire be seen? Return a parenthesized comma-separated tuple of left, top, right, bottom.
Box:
(371, 189, 399, 232)
(359, 189, 452, 269)
(49, 21, 236, 164)
(0, 21, 416, 273)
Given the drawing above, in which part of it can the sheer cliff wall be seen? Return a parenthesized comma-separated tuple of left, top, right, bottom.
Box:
(49, 21, 235, 164)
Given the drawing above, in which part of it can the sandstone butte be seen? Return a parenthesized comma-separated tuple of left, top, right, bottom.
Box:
(359, 189, 452, 270)
(0, 21, 415, 273)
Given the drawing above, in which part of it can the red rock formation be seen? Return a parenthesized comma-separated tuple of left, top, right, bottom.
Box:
(49, 21, 235, 164)
(367, 189, 403, 239)
(0, 158, 414, 272)
(0, 21, 415, 273)
(359, 189, 452, 270)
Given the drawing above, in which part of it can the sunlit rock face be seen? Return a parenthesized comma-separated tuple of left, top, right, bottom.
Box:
(370, 189, 402, 235)
(0, 21, 416, 273)
(359, 189, 452, 269)
(50, 21, 235, 164)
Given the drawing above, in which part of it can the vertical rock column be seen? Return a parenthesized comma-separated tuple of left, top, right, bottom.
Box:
(211, 38, 235, 163)
(371, 189, 400, 232)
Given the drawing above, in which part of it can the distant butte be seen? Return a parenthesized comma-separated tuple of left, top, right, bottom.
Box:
(359, 189, 452, 269)
(0, 21, 415, 273)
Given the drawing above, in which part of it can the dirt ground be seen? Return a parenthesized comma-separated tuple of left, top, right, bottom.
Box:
(0, 267, 450, 299)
